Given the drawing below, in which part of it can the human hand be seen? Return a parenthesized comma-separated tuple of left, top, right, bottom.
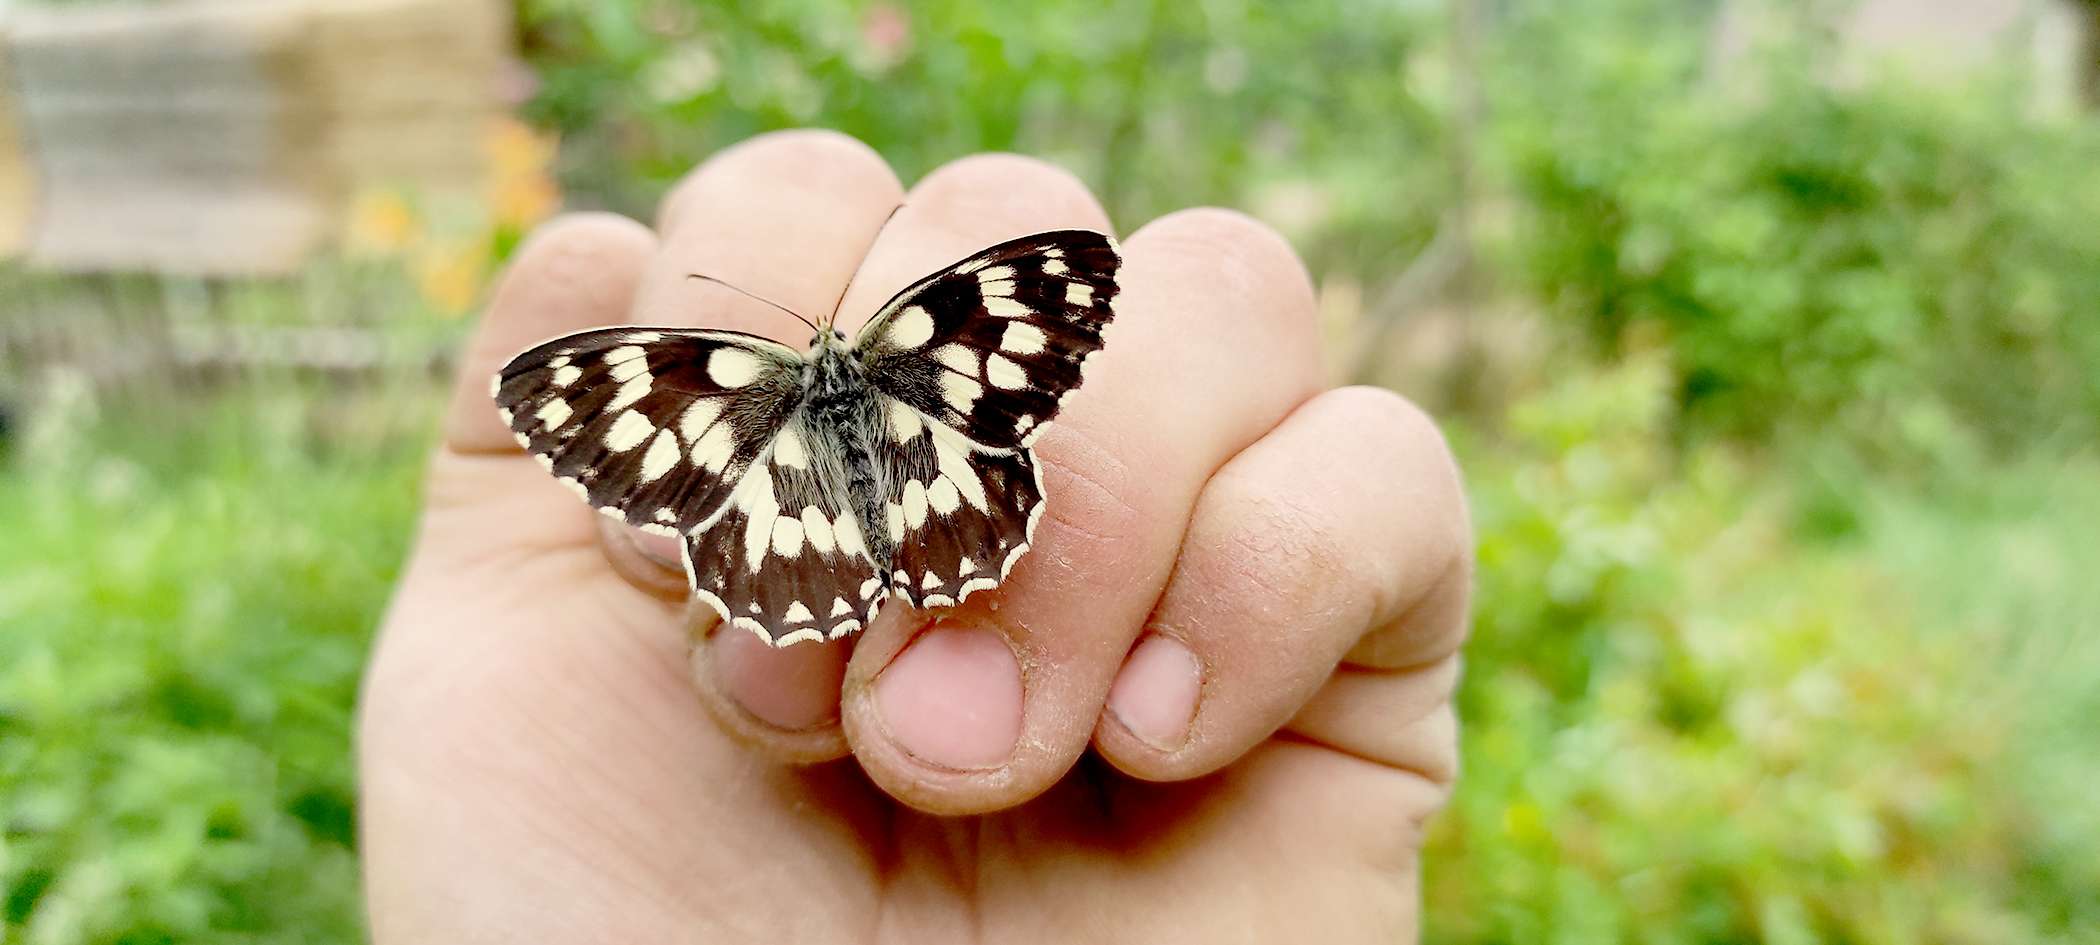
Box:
(360, 131, 1472, 943)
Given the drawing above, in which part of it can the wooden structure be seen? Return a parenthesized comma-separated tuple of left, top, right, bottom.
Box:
(0, 0, 515, 275)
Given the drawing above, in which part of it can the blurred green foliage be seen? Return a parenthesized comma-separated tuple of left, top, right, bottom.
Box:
(1492, 2, 2100, 451)
(5, 0, 2099, 942)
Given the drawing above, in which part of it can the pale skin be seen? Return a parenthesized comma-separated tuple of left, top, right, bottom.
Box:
(361, 130, 1473, 943)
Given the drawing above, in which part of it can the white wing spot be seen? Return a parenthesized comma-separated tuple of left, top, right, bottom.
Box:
(941, 373, 983, 412)
(933, 428, 990, 511)
(604, 411, 655, 453)
(800, 505, 835, 555)
(748, 601, 763, 614)
(638, 428, 681, 482)
(978, 279, 1016, 298)
(985, 297, 1030, 318)
(739, 474, 781, 571)
(496, 407, 514, 427)
(533, 453, 554, 471)
(902, 479, 929, 529)
(936, 344, 979, 377)
(599, 505, 626, 521)
(551, 365, 582, 388)
(772, 517, 805, 557)
(607, 372, 652, 411)
(625, 331, 663, 343)
(957, 556, 976, 575)
(1066, 283, 1094, 306)
(776, 628, 824, 646)
(606, 346, 649, 381)
(690, 421, 735, 472)
(1001, 322, 1047, 355)
(829, 619, 862, 639)
(830, 597, 853, 618)
(680, 399, 722, 442)
(835, 512, 869, 558)
(784, 601, 815, 624)
(859, 577, 883, 600)
(888, 399, 924, 441)
(1042, 247, 1065, 262)
(707, 348, 764, 388)
(558, 477, 589, 501)
(928, 476, 961, 515)
(985, 353, 1027, 390)
(654, 507, 678, 523)
(535, 398, 573, 430)
(774, 426, 810, 469)
(978, 265, 1015, 282)
(1041, 257, 1068, 276)
(921, 571, 941, 590)
(888, 306, 937, 349)
(548, 355, 571, 369)
(886, 502, 905, 542)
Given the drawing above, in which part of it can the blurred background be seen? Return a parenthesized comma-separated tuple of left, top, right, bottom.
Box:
(1, 0, 2096, 941)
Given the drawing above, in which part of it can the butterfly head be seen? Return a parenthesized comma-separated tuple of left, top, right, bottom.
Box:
(808, 328, 849, 350)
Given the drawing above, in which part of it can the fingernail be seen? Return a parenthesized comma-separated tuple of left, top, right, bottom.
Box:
(631, 527, 683, 568)
(712, 625, 845, 730)
(872, 623, 1023, 770)
(1107, 635, 1202, 751)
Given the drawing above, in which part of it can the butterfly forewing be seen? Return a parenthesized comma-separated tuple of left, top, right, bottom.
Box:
(853, 230, 1119, 451)
(494, 328, 804, 534)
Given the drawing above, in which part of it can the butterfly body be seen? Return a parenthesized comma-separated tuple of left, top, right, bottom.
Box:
(494, 230, 1120, 646)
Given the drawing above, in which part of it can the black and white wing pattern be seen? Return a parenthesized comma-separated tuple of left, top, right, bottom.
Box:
(677, 411, 888, 645)
(854, 229, 1119, 451)
(494, 327, 883, 646)
(851, 230, 1120, 608)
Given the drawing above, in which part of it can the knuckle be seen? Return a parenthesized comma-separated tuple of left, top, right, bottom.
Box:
(907, 153, 1107, 230)
(1313, 386, 1472, 583)
(1190, 469, 1362, 630)
(1127, 207, 1316, 326)
(913, 152, 1091, 200)
(658, 129, 898, 229)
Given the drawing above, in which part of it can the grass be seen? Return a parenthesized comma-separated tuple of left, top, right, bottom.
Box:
(1, 271, 448, 941)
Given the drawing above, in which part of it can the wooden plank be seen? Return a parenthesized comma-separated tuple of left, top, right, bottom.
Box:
(11, 1, 329, 274)
(0, 20, 34, 258)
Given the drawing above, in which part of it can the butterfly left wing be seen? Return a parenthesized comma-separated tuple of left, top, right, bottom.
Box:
(849, 230, 1120, 609)
(679, 411, 889, 646)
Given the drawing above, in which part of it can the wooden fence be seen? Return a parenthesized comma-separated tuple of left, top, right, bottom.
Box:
(0, 0, 515, 275)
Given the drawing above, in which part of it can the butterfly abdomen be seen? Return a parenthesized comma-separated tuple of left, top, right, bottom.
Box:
(806, 349, 895, 567)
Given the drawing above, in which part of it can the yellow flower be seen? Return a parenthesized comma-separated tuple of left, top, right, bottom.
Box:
(415, 240, 488, 315)
(345, 190, 419, 256)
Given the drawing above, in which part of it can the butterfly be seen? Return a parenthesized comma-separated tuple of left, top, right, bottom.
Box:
(491, 230, 1120, 646)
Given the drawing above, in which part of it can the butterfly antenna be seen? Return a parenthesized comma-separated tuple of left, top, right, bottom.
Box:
(686, 274, 820, 334)
(822, 201, 908, 331)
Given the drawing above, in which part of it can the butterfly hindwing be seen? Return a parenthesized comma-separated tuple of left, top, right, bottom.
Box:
(493, 327, 805, 535)
(870, 401, 1044, 610)
(853, 230, 1119, 450)
(679, 413, 889, 646)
